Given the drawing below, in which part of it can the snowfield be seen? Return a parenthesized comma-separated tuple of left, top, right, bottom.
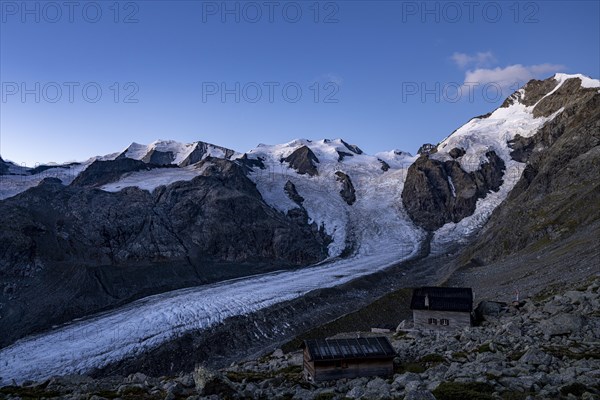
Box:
(101, 165, 205, 193)
(247, 138, 417, 257)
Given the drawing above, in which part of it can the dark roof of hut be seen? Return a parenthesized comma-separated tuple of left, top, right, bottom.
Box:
(410, 287, 473, 312)
(301, 337, 396, 361)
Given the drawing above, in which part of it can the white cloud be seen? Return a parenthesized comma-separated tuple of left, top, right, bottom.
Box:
(463, 63, 566, 89)
(451, 51, 496, 69)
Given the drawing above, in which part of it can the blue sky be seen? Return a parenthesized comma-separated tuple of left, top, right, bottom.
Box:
(1, 0, 599, 165)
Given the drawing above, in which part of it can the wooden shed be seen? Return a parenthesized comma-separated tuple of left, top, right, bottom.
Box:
(301, 337, 396, 382)
(410, 287, 473, 331)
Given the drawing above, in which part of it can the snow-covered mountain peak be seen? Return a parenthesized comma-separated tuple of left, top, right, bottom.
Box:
(117, 139, 237, 166)
(551, 73, 600, 89)
(434, 73, 599, 172)
(246, 137, 412, 166)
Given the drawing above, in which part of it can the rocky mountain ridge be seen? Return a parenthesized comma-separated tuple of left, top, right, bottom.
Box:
(402, 73, 599, 234)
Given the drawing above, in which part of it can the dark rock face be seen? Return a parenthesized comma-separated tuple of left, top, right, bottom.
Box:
(500, 78, 558, 109)
(236, 154, 265, 171)
(335, 171, 356, 205)
(461, 82, 600, 264)
(282, 146, 319, 176)
(0, 159, 330, 346)
(337, 151, 354, 162)
(180, 142, 235, 166)
(28, 163, 79, 176)
(284, 180, 304, 205)
(340, 140, 363, 155)
(449, 147, 466, 159)
(402, 152, 505, 231)
(0, 157, 8, 175)
(379, 159, 390, 172)
(142, 149, 175, 165)
(417, 143, 437, 155)
(70, 158, 157, 188)
(532, 77, 594, 118)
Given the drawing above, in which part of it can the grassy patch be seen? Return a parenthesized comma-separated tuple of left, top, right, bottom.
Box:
(225, 365, 303, 385)
(543, 345, 600, 360)
(452, 351, 468, 359)
(420, 353, 446, 363)
(90, 390, 120, 399)
(0, 386, 61, 399)
(432, 382, 495, 400)
(225, 370, 271, 383)
(500, 391, 531, 400)
(282, 288, 413, 353)
(119, 386, 161, 400)
(560, 382, 590, 397)
(394, 361, 427, 374)
(507, 350, 525, 361)
(394, 330, 409, 338)
(314, 393, 336, 400)
(477, 343, 492, 353)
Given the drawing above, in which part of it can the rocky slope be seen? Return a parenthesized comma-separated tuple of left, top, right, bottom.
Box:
(0, 158, 329, 347)
(2, 276, 598, 400)
(0, 157, 9, 175)
(457, 76, 600, 264)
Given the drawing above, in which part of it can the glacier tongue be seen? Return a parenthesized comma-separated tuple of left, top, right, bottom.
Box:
(0, 221, 422, 385)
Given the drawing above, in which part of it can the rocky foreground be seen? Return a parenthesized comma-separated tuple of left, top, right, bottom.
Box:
(2, 275, 599, 400)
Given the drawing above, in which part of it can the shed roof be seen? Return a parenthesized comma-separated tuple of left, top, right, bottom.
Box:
(410, 286, 473, 312)
(301, 337, 396, 362)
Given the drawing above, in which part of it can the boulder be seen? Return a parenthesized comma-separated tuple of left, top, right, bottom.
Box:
(519, 348, 553, 366)
(365, 377, 391, 398)
(475, 300, 506, 319)
(563, 290, 589, 305)
(192, 366, 235, 397)
(539, 313, 585, 336)
(345, 386, 365, 399)
(393, 372, 421, 389)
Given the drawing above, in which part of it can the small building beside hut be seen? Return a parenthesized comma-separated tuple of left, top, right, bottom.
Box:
(410, 287, 473, 331)
(301, 337, 396, 382)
